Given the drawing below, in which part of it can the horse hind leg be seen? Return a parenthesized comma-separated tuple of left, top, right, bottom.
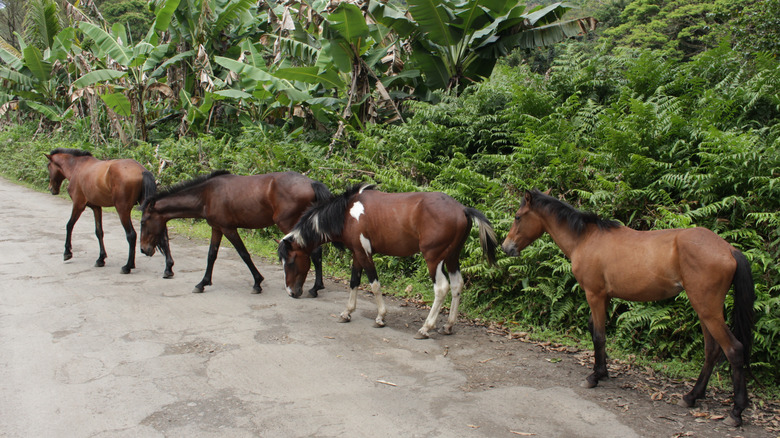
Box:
(117, 207, 136, 274)
(415, 261, 449, 340)
(91, 206, 108, 268)
(364, 266, 386, 328)
(223, 228, 264, 294)
(679, 325, 722, 408)
(441, 269, 464, 335)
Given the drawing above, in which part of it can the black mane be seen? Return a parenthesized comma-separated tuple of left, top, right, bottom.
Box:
(287, 183, 376, 246)
(49, 148, 92, 157)
(141, 170, 230, 210)
(528, 190, 620, 235)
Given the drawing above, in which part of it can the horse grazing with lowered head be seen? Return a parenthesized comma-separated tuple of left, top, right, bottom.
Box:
(140, 171, 332, 296)
(501, 189, 755, 427)
(45, 148, 173, 277)
(278, 183, 498, 339)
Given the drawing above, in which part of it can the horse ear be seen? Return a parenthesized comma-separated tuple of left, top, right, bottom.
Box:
(44, 153, 52, 161)
(523, 191, 533, 204)
(542, 188, 552, 195)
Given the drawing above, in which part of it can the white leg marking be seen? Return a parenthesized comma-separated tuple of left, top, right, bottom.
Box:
(340, 287, 358, 322)
(371, 280, 386, 327)
(418, 261, 449, 338)
(444, 271, 464, 334)
(359, 233, 372, 256)
(349, 201, 364, 222)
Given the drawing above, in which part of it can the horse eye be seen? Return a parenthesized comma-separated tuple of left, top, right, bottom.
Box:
(514, 215, 521, 222)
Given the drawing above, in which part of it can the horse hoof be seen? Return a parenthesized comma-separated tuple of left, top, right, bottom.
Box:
(439, 326, 453, 335)
(163, 272, 174, 279)
(64, 253, 73, 261)
(121, 266, 131, 274)
(374, 321, 386, 328)
(678, 398, 695, 408)
(724, 413, 742, 427)
(580, 380, 598, 389)
(95, 261, 105, 267)
(414, 331, 429, 340)
(338, 316, 351, 323)
(251, 286, 262, 294)
(307, 289, 319, 298)
(192, 286, 205, 294)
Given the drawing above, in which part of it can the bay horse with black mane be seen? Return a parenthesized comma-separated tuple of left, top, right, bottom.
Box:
(139, 171, 332, 296)
(501, 189, 755, 427)
(45, 148, 173, 277)
(278, 184, 498, 339)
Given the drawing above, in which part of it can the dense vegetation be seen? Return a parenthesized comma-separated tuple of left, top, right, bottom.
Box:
(1, 0, 778, 392)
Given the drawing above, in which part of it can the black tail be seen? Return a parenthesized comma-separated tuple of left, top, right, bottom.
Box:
(465, 207, 498, 266)
(731, 250, 755, 368)
(139, 171, 157, 205)
(311, 180, 333, 203)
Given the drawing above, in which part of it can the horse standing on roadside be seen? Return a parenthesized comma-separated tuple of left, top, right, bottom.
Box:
(501, 189, 755, 427)
(139, 171, 332, 296)
(278, 184, 498, 339)
(45, 148, 173, 277)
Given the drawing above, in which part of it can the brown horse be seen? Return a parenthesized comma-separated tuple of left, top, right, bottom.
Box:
(278, 184, 498, 339)
(139, 170, 332, 295)
(45, 148, 173, 277)
(501, 189, 755, 426)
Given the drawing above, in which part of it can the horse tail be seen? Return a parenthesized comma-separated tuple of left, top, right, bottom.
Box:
(139, 170, 157, 206)
(730, 249, 755, 368)
(311, 180, 333, 203)
(465, 207, 498, 266)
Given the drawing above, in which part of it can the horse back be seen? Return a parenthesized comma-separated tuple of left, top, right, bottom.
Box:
(203, 172, 316, 231)
(71, 159, 146, 208)
(344, 190, 469, 257)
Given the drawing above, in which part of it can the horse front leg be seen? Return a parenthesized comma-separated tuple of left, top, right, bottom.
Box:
(307, 245, 325, 297)
(159, 227, 175, 279)
(194, 228, 222, 293)
(116, 207, 136, 274)
(583, 293, 609, 388)
(339, 263, 363, 323)
(91, 206, 108, 267)
(64, 203, 86, 261)
(223, 228, 264, 294)
(415, 260, 450, 340)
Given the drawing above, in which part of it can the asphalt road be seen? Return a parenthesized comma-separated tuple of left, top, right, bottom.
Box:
(0, 177, 767, 437)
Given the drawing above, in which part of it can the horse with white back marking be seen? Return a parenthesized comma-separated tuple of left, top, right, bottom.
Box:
(278, 184, 498, 339)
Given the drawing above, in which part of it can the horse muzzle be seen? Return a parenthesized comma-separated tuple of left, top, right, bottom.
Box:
(140, 246, 156, 257)
(501, 241, 519, 256)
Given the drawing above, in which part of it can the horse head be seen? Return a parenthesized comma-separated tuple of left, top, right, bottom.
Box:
(277, 235, 312, 299)
(139, 200, 165, 257)
(44, 154, 66, 195)
(501, 190, 546, 256)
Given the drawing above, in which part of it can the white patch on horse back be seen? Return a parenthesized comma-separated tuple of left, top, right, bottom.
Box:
(360, 233, 372, 256)
(350, 201, 365, 221)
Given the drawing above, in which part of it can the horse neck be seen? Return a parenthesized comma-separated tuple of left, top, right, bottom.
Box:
(155, 190, 206, 220)
(56, 154, 95, 178)
(537, 210, 587, 258)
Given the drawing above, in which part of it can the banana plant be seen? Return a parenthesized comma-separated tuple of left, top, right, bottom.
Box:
(76, 21, 187, 142)
(0, 30, 76, 122)
(371, 0, 598, 94)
